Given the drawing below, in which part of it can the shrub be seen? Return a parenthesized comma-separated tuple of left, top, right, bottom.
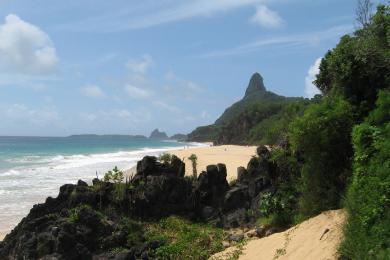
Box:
(104, 166, 124, 183)
(159, 153, 172, 165)
(67, 205, 101, 223)
(145, 216, 224, 259)
(188, 154, 198, 179)
(289, 95, 354, 217)
(119, 217, 144, 247)
(340, 90, 390, 259)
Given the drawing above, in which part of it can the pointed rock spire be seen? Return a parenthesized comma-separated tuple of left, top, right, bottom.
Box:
(244, 72, 266, 98)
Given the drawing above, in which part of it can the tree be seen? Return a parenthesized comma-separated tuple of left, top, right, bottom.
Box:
(315, 3, 390, 116)
(188, 154, 198, 179)
(289, 95, 354, 217)
(356, 0, 373, 28)
(340, 90, 390, 258)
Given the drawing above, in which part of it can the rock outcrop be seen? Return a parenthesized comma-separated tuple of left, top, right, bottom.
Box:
(244, 72, 266, 98)
(149, 129, 168, 139)
(0, 146, 277, 259)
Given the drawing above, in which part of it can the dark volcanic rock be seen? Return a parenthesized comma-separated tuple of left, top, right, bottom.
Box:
(244, 72, 266, 98)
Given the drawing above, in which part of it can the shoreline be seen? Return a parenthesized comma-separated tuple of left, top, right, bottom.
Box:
(1, 143, 255, 241)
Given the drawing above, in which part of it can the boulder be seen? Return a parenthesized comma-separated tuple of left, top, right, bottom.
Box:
(196, 164, 229, 207)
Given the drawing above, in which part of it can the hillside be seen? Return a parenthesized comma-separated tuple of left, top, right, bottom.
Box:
(187, 73, 307, 145)
(215, 73, 286, 125)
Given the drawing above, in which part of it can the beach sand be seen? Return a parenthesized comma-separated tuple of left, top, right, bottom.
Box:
(125, 145, 257, 181)
(211, 209, 346, 260)
(171, 145, 257, 181)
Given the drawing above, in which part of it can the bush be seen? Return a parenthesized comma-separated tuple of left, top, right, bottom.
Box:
(289, 95, 354, 217)
(159, 153, 172, 165)
(340, 90, 390, 259)
(145, 216, 224, 259)
(119, 217, 144, 247)
(67, 205, 102, 223)
(104, 166, 124, 183)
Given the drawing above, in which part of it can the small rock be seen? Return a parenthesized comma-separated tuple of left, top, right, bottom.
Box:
(222, 241, 230, 248)
(255, 227, 266, 237)
(265, 227, 278, 237)
(245, 229, 257, 238)
(228, 234, 244, 242)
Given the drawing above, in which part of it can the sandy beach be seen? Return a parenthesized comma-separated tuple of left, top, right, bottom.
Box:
(125, 144, 258, 181)
(172, 145, 257, 181)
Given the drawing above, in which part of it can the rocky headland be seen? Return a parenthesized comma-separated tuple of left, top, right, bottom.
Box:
(0, 146, 280, 259)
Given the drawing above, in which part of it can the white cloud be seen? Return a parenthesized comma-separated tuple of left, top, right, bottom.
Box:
(126, 55, 154, 74)
(80, 85, 106, 99)
(125, 84, 152, 99)
(3, 103, 59, 126)
(0, 14, 58, 75)
(164, 71, 204, 100)
(80, 108, 151, 124)
(203, 24, 353, 58)
(304, 57, 322, 98)
(201, 110, 211, 119)
(56, 0, 263, 32)
(153, 101, 180, 113)
(251, 5, 284, 28)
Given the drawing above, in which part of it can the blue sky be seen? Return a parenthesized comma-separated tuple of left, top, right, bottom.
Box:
(0, 0, 385, 136)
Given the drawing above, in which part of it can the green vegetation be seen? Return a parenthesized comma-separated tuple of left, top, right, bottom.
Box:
(315, 4, 390, 115)
(340, 90, 390, 259)
(67, 205, 102, 223)
(189, 3, 388, 259)
(289, 95, 354, 217)
(188, 153, 198, 178)
(103, 166, 127, 203)
(248, 100, 311, 145)
(159, 153, 173, 165)
(187, 72, 307, 145)
(145, 216, 225, 260)
(119, 217, 145, 248)
(104, 166, 124, 183)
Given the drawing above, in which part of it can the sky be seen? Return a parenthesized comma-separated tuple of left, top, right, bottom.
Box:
(0, 0, 386, 136)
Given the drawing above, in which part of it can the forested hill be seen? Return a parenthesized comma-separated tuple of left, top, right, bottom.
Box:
(187, 73, 309, 145)
(215, 73, 287, 125)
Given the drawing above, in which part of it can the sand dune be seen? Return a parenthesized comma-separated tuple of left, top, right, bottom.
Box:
(212, 209, 346, 260)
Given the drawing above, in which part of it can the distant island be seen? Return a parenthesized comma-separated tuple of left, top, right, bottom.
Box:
(68, 131, 188, 142)
(68, 134, 148, 139)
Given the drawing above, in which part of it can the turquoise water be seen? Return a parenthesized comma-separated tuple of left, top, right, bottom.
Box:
(0, 136, 202, 236)
(0, 136, 187, 170)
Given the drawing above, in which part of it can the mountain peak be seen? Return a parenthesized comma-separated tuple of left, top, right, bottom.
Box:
(244, 72, 266, 98)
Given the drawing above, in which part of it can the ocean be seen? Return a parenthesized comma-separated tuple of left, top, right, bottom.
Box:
(0, 136, 202, 236)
